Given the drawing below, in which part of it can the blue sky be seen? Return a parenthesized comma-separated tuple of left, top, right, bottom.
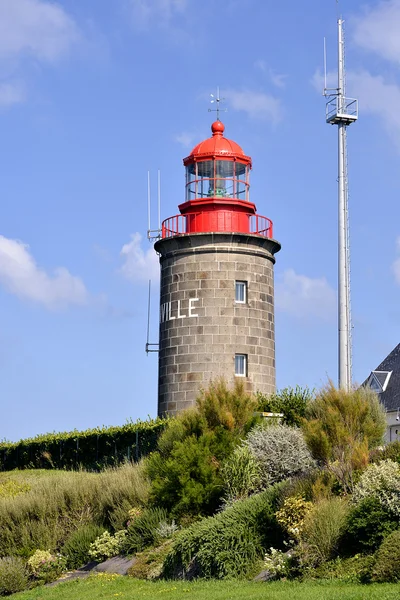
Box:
(1, 0, 400, 441)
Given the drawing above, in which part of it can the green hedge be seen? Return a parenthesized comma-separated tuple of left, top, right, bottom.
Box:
(0, 418, 168, 471)
(162, 484, 286, 580)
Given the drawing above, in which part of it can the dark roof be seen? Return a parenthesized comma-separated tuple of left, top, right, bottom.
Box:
(364, 343, 400, 412)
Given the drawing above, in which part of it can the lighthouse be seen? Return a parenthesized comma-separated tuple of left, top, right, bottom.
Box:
(154, 120, 281, 416)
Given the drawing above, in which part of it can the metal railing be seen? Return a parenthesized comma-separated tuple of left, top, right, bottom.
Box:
(161, 212, 273, 239)
(326, 97, 358, 124)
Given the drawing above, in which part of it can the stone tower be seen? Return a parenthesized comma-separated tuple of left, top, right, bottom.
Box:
(154, 121, 281, 416)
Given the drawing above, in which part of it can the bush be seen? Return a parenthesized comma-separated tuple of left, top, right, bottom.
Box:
(127, 541, 173, 580)
(245, 424, 315, 487)
(352, 459, 400, 517)
(263, 548, 293, 580)
(63, 524, 106, 569)
(257, 386, 314, 427)
(124, 508, 168, 554)
(298, 497, 349, 567)
(0, 557, 29, 596)
(162, 484, 286, 580)
(373, 440, 400, 464)
(275, 496, 313, 541)
(303, 555, 375, 583)
(147, 380, 259, 518)
(27, 549, 66, 583)
(302, 383, 386, 492)
(0, 462, 149, 558)
(220, 445, 261, 505)
(339, 496, 399, 555)
(372, 529, 400, 582)
(88, 530, 127, 562)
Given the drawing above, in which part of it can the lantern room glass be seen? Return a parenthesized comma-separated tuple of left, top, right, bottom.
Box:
(185, 160, 249, 201)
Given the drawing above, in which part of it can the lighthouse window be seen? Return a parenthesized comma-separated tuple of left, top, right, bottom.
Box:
(235, 281, 247, 303)
(235, 354, 247, 377)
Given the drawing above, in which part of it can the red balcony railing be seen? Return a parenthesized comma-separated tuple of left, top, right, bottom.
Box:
(161, 212, 273, 239)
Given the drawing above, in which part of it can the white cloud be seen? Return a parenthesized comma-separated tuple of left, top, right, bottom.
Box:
(392, 236, 400, 284)
(254, 59, 287, 89)
(119, 232, 159, 283)
(0, 81, 25, 107)
(128, 0, 188, 29)
(174, 131, 197, 148)
(276, 268, 336, 320)
(224, 88, 282, 124)
(0, 0, 80, 63)
(0, 235, 88, 309)
(353, 0, 400, 65)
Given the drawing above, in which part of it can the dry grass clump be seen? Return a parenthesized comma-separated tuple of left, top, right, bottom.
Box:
(0, 462, 149, 558)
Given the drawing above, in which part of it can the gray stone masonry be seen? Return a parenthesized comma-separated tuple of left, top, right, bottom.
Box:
(154, 232, 281, 416)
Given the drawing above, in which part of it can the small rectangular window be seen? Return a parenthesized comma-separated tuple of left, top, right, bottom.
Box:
(235, 354, 247, 377)
(235, 281, 247, 303)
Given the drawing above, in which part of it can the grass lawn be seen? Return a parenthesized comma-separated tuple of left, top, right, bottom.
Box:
(10, 575, 400, 600)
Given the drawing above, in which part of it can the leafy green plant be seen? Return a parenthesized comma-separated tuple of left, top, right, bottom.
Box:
(339, 496, 399, 555)
(303, 555, 375, 583)
(298, 497, 349, 567)
(163, 484, 286, 580)
(0, 557, 29, 596)
(372, 529, 400, 582)
(147, 380, 259, 518)
(302, 383, 386, 492)
(372, 440, 400, 465)
(127, 541, 173, 580)
(245, 424, 315, 487)
(88, 530, 127, 562)
(257, 386, 314, 427)
(124, 508, 168, 554)
(220, 445, 261, 505)
(275, 496, 313, 541)
(27, 550, 66, 583)
(263, 548, 292, 579)
(63, 524, 106, 569)
(352, 459, 400, 517)
(0, 417, 167, 472)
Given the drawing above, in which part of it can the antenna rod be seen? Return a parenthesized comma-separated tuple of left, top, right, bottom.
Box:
(337, 18, 352, 391)
(146, 279, 151, 354)
(323, 37, 327, 94)
(147, 171, 151, 234)
(157, 170, 161, 232)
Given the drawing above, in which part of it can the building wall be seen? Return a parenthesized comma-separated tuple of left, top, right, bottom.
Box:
(154, 232, 281, 416)
(386, 411, 400, 443)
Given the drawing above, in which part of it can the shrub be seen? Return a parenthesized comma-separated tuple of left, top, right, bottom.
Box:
(124, 508, 168, 554)
(88, 530, 127, 562)
(303, 555, 375, 583)
(373, 440, 400, 464)
(162, 484, 286, 580)
(0, 557, 29, 596)
(257, 386, 314, 427)
(220, 445, 261, 505)
(372, 529, 400, 582)
(298, 497, 349, 566)
(155, 521, 179, 540)
(147, 380, 259, 518)
(302, 383, 386, 492)
(352, 459, 400, 517)
(275, 496, 313, 541)
(339, 496, 399, 555)
(63, 524, 106, 569)
(127, 541, 173, 580)
(245, 424, 315, 487)
(27, 549, 66, 583)
(263, 548, 292, 580)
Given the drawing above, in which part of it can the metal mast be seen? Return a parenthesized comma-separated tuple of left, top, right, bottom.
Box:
(324, 18, 358, 391)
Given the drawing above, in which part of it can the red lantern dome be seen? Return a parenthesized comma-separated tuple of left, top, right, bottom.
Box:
(161, 121, 273, 239)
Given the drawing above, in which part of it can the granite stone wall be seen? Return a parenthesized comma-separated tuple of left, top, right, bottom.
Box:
(154, 232, 281, 416)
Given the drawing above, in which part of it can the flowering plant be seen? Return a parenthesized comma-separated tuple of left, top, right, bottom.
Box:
(27, 550, 66, 582)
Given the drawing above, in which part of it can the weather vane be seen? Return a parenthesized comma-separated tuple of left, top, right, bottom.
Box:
(208, 86, 227, 121)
